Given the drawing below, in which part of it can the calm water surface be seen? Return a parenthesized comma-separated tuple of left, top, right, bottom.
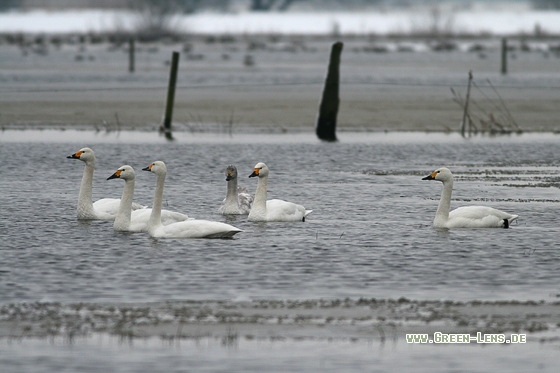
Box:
(1, 130, 559, 372)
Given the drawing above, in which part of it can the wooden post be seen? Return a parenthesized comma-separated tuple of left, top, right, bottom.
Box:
(501, 37, 507, 75)
(316, 41, 343, 142)
(161, 51, 180, 139)
(129, 38, 135, 73)
(461, 70, 473, 138)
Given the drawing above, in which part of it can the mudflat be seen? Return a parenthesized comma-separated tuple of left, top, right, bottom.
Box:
(1, 35, 559, 133)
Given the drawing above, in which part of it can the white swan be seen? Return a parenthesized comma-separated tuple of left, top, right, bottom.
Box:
(107, 165, 190, 232)
(422, 167, 518, 228)
(247, 162, 312, 222)
(143, 161, 242, 238)
(67, 147, 145, 220)
(219, 165, 254, 215)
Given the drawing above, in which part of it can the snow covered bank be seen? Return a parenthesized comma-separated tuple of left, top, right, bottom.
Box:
(1, 8, 559, 35)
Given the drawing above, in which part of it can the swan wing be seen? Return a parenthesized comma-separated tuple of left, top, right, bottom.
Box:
(448, 206, 518, 228)
(265, 199, 309, 222)
(131, 202, 147, 210)
(92, 198, 121, 219)
(237, 189, 254, 215)
(154, 219, 242, 239)
(129, 208, 190, 232)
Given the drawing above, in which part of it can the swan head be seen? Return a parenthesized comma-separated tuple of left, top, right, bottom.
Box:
(67, 147, 95, 164)
(107, 165, 135, 181)
(249, 162, 269, 178)
(422, 167, 453, 183)
(142, 161, 167, 176)
(225, 165, 238, 181)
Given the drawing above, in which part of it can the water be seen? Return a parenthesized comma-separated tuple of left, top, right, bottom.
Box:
(1, 130, 560, 371)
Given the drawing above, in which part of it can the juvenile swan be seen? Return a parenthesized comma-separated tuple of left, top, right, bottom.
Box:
(143, 161, 242, 238)
(247, 162, 312, 222)
(107, 165, 190, 232)
(422, 167, 518, 228)
(67, 147, 145, 220)
(219, 165, 254, 215)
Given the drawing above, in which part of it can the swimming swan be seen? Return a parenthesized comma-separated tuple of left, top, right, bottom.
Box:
(143, 161, 242, 238)
(247, 162, 312, 222)
(67, 147, 145, 220)
(219, 165, 254, 215)
(422, 167, 518, 228)
(107, 165, 190, 232)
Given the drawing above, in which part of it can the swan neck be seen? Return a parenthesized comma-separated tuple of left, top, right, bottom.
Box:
(248, 175, 268, 221)
(225, 177, 239, 203)
(253, 175, 268, 209)
(435, 179, 453, 224)
(149, 172, 165, 229)
(77, 161, 95, 217)
(114, 179, 134, 230)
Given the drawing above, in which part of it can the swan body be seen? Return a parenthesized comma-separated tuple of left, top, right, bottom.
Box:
(247, 162, 312, 222)
(422, 167, 518, 229)
(67, 147, 145, 220)
(107, 165, 190, 232)
(143, 161, 242, 238)
(219, 165, 254, 215)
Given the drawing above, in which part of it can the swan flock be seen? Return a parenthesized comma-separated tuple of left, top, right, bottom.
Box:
(68, 148, 521, 237)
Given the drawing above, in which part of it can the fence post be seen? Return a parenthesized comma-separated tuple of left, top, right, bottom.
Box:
(316, 41, 343, 142)
(501, 38, 507, 75)
(461, 70, 473, 138)
(129, 38, 135, 73)
(161, 51, 180, 140)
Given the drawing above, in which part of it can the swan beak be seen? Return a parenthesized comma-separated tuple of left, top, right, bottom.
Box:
(226, 171, 233, 181)
(249, 168, 259, 178)
(422, 171, 437, 180)
(67, 151, 82, 159)
(107, 169, 122, 180)
(142, 164, 153, 172)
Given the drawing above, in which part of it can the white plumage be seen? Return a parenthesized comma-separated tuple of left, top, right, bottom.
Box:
(67, 147, 145, 220)
(247, 162, 312, 222)
(143, 161, 242, 238)
(107, 165, 190, 232)
(219, 165, 254, 215)
(423, 167, 518, 229)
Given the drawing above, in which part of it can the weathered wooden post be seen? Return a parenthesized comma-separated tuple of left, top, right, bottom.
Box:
(501, 37, 507, 75)
(461, 70, 473, 138)
(161, 51, 180, 140)
(316, 41, 343, 142)
(129, 38, 135, 73)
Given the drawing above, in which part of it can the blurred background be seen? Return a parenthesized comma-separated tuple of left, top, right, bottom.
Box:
(1, 0, 560, 36)
(1, 0, 559, 133)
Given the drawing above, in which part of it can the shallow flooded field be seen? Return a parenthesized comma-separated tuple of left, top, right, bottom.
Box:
(1, 130, 560, 371)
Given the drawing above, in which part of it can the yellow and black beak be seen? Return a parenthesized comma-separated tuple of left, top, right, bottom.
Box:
(142, 163, 154, 172)
(67, 150, 82, 159)
(107, 169, 122, 180)
(226, 170, 234, 181)
(249, 168, 260, 178)
(422, 171, 438, 180)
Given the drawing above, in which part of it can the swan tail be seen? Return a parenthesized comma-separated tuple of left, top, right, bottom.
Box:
(504, 214, 519, 228)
